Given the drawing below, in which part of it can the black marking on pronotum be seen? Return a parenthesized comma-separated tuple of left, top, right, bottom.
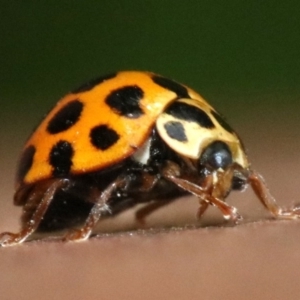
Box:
(90, 125, 120, 150)
(164, 121, 187, 142)
(16, 145, 36, 182)
(211, 110, 235, 134)
(166, 101, 215, 129)
(47, 100, 84, 134)
(152, 75, 190, 99)
(105, 85, 144, 118)
(71, 73, 117, 93)
(49, 141, 74, 177)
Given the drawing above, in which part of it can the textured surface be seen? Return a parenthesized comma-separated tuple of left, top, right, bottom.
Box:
(0, 214, 300, 300)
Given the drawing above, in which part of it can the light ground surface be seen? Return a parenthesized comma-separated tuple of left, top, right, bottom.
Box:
(1, 95, 300, 300)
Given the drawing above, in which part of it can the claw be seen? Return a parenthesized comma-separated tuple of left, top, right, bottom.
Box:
(278, 204, 300, 220)
(223, 206, 243, 224)
(0, 232, 22, 247)
(63, 228, 91, 242)
(291, 204, 300, 215)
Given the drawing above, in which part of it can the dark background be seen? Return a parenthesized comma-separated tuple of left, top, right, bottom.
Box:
(1, 2, 300, 300)
(1, 1, 299, 117)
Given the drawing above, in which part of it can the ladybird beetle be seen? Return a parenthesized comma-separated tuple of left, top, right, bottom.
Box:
(1, 71, 299, 246)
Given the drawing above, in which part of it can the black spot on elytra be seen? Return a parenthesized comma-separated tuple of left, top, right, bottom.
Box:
(105, 85, 144, 118)
(164, 121, 187, 142)
(152, 75, 190, 99)
(47, 100, 83, 134)
(16, 145, 36, 182)
(166, 101, 215, 129)
(71, 73, 117, 93)
(49, 141, 74, 177)
(90, 125, 120, 150)
(211, 110, 234, 133)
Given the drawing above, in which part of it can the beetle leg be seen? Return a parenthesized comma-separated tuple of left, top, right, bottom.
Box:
(197, 200, 210, 219)
(249, 170, 300, 219)
(138, 172, 159, 191)
(63, 176, 129, 242)
(161, 161, 242, 223)
(135, 199, 175, 225)
(134, 171, 176, 224)
(0, 178, 68, 247)
(196, 168, 235, 219)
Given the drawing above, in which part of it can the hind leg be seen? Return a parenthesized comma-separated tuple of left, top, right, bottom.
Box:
(135, 199, 176, 225)
(63, 176, 130, 242)
(0, 179, 68, 247)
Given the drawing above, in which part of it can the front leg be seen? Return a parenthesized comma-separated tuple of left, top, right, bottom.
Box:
(249, 170, 300, 219)
(161, 161, 242, 223)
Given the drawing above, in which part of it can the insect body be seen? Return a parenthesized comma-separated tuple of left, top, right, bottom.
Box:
(1, 71, 299, 246)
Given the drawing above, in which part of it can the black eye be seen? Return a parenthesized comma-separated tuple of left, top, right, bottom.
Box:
(199, 141, 233, 170)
